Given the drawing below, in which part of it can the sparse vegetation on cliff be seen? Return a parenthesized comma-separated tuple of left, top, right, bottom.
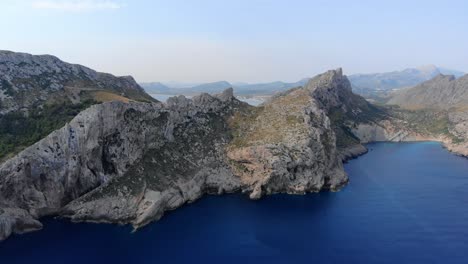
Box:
(227, 89, 309, 149)
(0, 99, 96, 160)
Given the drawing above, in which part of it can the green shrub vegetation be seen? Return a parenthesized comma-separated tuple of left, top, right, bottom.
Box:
(0, 99, 96, 161)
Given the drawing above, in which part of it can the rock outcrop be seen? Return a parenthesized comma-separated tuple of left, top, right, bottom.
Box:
(226, 70, 348, 199)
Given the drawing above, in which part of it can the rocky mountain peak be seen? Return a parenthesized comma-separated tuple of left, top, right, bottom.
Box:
(415, 64, 440, 76)
(431, 73, 456, 82)
(303, 68, 357, 111)
(305, 68, 344, 90)
(214, 87, 234, 101)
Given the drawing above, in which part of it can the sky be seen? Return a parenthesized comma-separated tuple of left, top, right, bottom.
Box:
(1, 0, 468, 83)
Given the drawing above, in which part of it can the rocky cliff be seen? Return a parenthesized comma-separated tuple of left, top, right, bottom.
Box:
(226, 70, 348, 199)
(0, 68, 356, 241)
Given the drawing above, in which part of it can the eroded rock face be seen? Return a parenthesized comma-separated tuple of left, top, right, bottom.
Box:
(226, 82, 347, 200)
(0, 90, 249, 239)
(0, 101, 159, 239)
(62, 92, 245, 228)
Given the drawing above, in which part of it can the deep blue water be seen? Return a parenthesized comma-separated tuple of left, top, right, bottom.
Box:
(1, 142, 468, 263)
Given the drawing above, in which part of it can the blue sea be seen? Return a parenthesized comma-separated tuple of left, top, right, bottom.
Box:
(1, 142, 468, 263)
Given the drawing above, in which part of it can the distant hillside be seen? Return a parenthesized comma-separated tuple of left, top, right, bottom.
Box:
(349, 65, 465, 96)
(192, 81, 232, 93)
(141, 81, 231, 95)
(388, 74, 468, 109)
(234, 79, 308, 95)
(139, 82, 172, 94)
(141, 79, 308, 96)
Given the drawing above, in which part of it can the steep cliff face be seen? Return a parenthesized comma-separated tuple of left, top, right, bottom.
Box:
(306, 69, 468, 159)
(62, 90, 245, 227)
(305, 69, 394, 159)
(226, 72, 348, 199)
(0, 101, 158, 240)
(0, 89, 248, 239)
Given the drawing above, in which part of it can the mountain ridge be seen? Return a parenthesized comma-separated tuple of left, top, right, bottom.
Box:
(349, 65, 465, 97)
(141, 65, 464, 98)
(388, 73, 468, 109)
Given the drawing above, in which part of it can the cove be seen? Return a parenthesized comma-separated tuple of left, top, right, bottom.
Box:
(1, 142, 468, 263)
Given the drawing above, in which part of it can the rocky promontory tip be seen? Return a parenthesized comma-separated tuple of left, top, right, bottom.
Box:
(215, 87, 235, 101)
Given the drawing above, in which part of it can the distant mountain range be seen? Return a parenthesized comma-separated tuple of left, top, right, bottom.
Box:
(141, 79, 309, 96)
(142, 65, 465, 98)
(349, 65, 465, 96)
(388, 73, 468, 109)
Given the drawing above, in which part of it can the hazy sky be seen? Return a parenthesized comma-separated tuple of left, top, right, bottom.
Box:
(1, 0, 468, 83)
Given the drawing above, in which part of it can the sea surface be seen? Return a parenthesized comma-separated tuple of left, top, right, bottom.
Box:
(1, 142, 468, 263)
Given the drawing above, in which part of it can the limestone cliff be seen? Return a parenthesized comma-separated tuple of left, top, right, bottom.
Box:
(226, 70, 348, 199)
(0, 70, 352, 241)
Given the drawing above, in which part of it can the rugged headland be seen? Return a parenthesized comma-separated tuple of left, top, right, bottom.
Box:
(0, 52, 466, 241)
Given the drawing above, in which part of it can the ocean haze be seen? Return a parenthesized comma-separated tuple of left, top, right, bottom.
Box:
(349, 65, 465, 95)
(141, 65, 465, 97)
